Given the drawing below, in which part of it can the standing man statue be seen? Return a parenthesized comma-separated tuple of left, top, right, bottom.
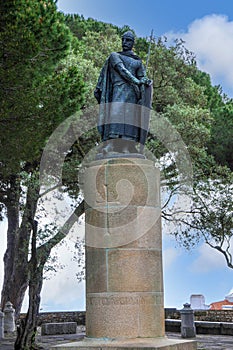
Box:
(94, 30, 152, 155)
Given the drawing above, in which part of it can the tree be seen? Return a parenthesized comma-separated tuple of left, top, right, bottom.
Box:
(142, 37, 217, 199)
(0, 2, 88, 348)
(0, 0, 85, 320)
(14, 200, 85, 349)
(139, 36, 233, 269)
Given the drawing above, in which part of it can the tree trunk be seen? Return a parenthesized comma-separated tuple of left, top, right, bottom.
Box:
(13, 200, 85, 349)
(15, 221, 44, 350)
(14, 276, 42, 350)
(2, 215, 30, 318)
(1, 175, 21, 314)
(1, 175, 39, 319)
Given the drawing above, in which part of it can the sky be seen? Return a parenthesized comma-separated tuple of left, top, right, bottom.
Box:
(1, 0, 233, 314)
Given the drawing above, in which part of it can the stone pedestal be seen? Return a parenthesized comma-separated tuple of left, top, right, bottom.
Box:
(84, 158, 163, 338)
(180, 303, 196, 338)
(3, 301, 15, 333)
(52, 158, 196, 349)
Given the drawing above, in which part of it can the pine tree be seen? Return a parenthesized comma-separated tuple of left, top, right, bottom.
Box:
(0, 0, 85, 323)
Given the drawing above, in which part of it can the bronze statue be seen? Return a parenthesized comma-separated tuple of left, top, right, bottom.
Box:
(94, 31, 152, 155)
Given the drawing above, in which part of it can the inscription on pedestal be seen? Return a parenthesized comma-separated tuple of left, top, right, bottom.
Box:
(87, 294, 163, 307)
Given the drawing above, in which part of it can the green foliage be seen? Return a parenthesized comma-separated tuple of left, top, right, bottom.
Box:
(80, 28, 122, 68)
(207, 102, 233, 170)
(1, 0, 72, 81)
(162, 104, 212, 167)
(147, 38, 207, 112)
(64, 14, 116, 39)
(63, 13, 134, 41)
(140, 37, 219, 183)
(190, 70, 225, 111)
(134, 37, 149, 62)
(0, 1, 71, 173)
(0, 0, 86, 177)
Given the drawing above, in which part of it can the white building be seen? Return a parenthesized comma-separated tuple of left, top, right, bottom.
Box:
(190, 294, 210, 310)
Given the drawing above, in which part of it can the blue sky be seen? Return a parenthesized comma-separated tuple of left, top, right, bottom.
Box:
(0, 0, 233, 313)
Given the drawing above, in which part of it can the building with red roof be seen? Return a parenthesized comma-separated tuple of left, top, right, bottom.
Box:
(210, 289, 233, 310)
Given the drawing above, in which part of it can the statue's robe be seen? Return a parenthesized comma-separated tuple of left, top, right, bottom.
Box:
(96, 51, 152, 145)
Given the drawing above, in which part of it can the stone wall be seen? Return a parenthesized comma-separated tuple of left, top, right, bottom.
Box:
(165, 309, 233, 323)
(19, 311, 85, 326)
(195, 310, 233, 323)
(165, 319, 233, 336)
(19, 309, 233, 325)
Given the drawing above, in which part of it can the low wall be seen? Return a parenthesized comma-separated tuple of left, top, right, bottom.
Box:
(165, 319, 233, 336)
(165, 308, 233, 323)
(19, 311, 85, 326)
(19, 309, 233, 335)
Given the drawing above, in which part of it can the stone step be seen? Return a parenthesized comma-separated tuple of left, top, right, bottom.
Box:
(51, 337, 197, 350)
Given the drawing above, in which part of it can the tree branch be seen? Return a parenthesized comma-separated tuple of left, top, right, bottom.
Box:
(35, 200, 85, 262)
(206, 243, 233, 269)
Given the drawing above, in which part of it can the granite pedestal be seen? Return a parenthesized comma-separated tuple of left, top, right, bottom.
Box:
(52, 158, 196, 350)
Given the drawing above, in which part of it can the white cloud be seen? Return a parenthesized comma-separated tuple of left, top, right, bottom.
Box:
(163, 247, 181, 269)
(165, 14, 233, 97)
(40, 237, 85, 311)
(190, 243, 226, 273)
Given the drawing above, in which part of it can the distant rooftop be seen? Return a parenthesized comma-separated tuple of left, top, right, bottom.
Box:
(210, 299, 233, 310)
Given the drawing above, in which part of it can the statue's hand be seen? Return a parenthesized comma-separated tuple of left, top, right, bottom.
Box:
(139, 77, 152, 86)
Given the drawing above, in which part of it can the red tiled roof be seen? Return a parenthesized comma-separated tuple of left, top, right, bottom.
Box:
(210, 299, 233, 310)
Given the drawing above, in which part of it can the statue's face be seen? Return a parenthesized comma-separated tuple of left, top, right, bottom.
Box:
(122, 36, 134, 51)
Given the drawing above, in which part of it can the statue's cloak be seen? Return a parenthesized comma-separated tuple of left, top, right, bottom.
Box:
(96, 51, 152, 145)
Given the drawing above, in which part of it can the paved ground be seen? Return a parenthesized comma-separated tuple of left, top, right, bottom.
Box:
(168, 332, 233, 350)
(1, 330, 233, 349)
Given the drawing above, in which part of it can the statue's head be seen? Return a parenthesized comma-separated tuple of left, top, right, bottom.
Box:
(122, 31, 135, 51)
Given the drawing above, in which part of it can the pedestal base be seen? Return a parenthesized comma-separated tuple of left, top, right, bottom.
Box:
(51, 337, 197, 349)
